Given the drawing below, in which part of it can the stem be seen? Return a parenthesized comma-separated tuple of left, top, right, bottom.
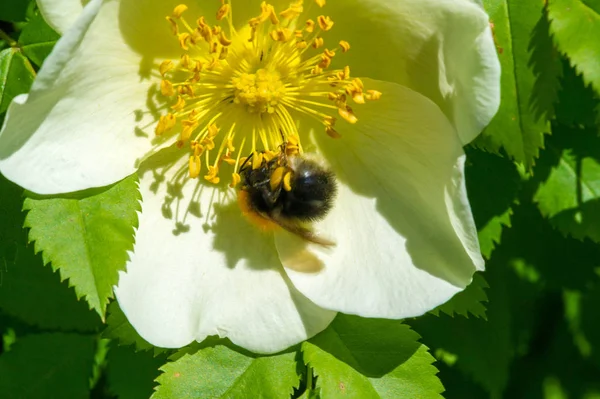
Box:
(0, 28, 17, 47)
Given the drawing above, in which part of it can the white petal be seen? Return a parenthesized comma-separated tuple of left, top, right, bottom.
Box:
(37, 0, 89, 34)
(116, 158, 336, 354)
(0, 0, 207, 194)
(326, 0, 501, 144)
(276, 80, 484, 319)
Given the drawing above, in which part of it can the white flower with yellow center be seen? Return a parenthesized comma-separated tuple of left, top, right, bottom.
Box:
(0, 0, 500, 353)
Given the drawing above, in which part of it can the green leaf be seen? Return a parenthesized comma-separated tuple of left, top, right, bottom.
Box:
(409, 263, 512, 397)
(0, 0, 32, 22)
(0, 47, 35, 114)
(465, 147, 521, 258)
(547, 0, 600, 94)
(153, 346, 300, 399)
(0, 174, 101, 331)
(0, 333, 96, 399)
(19, 11, 60, 67)
(430, 273, 489, 319)
(107, 343, 167, 399)
(23, 175, 141, 319)
(477, 1, 558, 168)
(103, 301, 168, 355)
(302, 315, 443, 399)
(555, 58, 600, 128)
(533, 125, 600, 242)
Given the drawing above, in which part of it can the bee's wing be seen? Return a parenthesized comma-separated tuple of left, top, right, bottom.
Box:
(270, 212, 335, 247)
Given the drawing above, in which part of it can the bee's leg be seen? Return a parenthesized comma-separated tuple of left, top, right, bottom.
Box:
(258, 185, 282, 207)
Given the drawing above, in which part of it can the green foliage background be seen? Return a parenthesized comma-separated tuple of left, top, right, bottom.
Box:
(1, 0, 600, 397)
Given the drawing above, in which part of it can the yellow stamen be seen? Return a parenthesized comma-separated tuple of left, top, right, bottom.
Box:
(230, 172, 241, 188)
(339, 40, 350, 52)
(317, 15, 334, 31)
(173, 4, 188, 18)
(282, 171, 293, 191)
(155, 1, 380, 186)
(216, 3, 230, 20)
(159, 60, 174, 76)
(189, 155, 201, 178)
(270, 166, 286, 191)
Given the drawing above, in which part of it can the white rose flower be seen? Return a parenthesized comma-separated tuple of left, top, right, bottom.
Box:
(0, 0, 500, 353)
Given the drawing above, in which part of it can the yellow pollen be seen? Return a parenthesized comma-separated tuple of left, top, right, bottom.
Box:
(160, 80, 175, 96)
(282, 171, 293, 191)
(172, 4, 188, 18)
(159, 60, 174, 76)
(189, 155, 201, 178)
(317, 15, 334, 31)
(155, 1, 380, 185)
(270, 166, 286, 191)
(216, 3, 230, 20)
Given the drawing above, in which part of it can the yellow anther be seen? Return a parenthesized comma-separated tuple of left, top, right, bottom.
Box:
(189, 155, 201, 178)
(204, 166, 220, 184)
(161, 80, 175, 96)
(191, 141, 204, 156)
(180, 123, 198, 142)
(219, 31, 232, 46)
(317, 15, 334, 31)
(270, 166, 286, 191)
(318, 55, 332, 69)
(282, 171, 293, 191)
(339, 40, 350, 52)
(230, 173, 241, 188)
(296, 41, 308, 49)
(263, 149, 278, 161)
(173, 4, 188, 18)
(305, 19, 315, 33)
(212, 25, 222, 35)
(252, 151, 264, 170)
(267, 5, 280, 24)
(325, 125, 341, 138)
(280, 3, 303, 19)
(338, 106, 357, 124)
(311, 65, 323, 75)
(208, 123, 219, 137)
(324, 48, 336, 58)
(353, 78, 364, 89)
(226, 137, 235, 152)
(171, 96, 186, 110)
(366, 90, 382, 100)
(351, 92, 365, 104)
(180, 54, 191, 68)
(159, 60, 174, 76)
(216, 3, 230, 20)
(155, 113, 176, 135)
(343, 66, 350, 79)
(223, 157, 236, 165)
(166, 16, 178, 35)
(270, 28, 292, 42)
(315, 0, 326, 6)
(178, 33, 190, 50)
(219, 46, 229, 60)
(312, 37, 324, 49)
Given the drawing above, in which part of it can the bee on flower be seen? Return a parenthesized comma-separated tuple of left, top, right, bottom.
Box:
(0, 0, 500, 353)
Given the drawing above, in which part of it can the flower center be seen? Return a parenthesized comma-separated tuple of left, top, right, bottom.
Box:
(155, 0, 381, 186)
(233, 69, 285, 113)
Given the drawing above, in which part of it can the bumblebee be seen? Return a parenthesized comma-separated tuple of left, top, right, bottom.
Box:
(238, 147, 337, 246)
